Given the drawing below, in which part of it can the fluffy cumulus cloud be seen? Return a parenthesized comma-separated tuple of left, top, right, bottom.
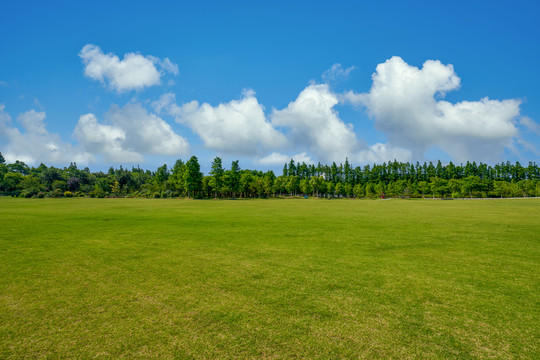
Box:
(152, 83, 411, 165)
(346, 56, 521, 162)
(74, 103, 189, 163)
(79, 44, 178, 93)
(154, 90, 287, 156)
(0, 105, 92, 164)
(73, 113, 140, 163)
(271, 84, 359, 162)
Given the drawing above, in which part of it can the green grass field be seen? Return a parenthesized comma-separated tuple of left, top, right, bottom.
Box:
(0, 198, 538, 359)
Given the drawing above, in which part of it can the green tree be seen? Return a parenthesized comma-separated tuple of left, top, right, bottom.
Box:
(154, 164, 169, 190)
(309, 176, 323, 197)
(263, 171, 275, 197)
(3, 172, 23, 192)
(228, 161, 241, 198)
(286, 176, 300, 196)
(353, 183, 364, 198)
(300, 178, 312, 196)
(395, 180, 407, 198)
(448, 179, 462, 197)
(209, 157, 224, 198)
(170, 159, 186, 195)
(335, 182, 345, 197)
(288, 159, 296, 176)
(429, 177, 448, 198)
(493, 181, 511, 198)
(417, 181, 429, 198)
(52, 180, 67, 192)
(374, 181, 386, 197)
(240, 172, 254, 198)
(7, 160, 30, 175)
(110, 181, 121, 196)
(461, 176, 481, 198)
(254, 177, 265, 198)
(40, 167, 63, 190)
(517, 180, 534, 197)
(0, 164, 7, 192)
(19, 175, 43, 197)
(273, 176, 285, 196)
(344, 158, 351, 183)
(202, 176, 212, 198)
(365, 181, 375, 197)
(94, 177, 111, 194)
(386, 181, 398, 197)
(327, 182, 335, 198)
(184, 156, 203, 198)
(0, 152, 5, 165)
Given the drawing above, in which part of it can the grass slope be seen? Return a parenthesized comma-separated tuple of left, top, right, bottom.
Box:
(0, 198, 538, 359)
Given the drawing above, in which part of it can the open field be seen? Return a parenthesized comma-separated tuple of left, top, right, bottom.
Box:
(0, 198, 538, 359)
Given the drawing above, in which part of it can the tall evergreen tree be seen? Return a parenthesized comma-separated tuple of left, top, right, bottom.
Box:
(229, 160, 241, 198)
(288, 159, 296, 177)
(344, 158, 351, 183)
(184, 156, 203, 198)
(209, 157, 224, 198)
(154, 164, 169, 188)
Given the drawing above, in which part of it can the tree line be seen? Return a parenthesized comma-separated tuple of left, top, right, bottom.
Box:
(0, 151, 539, 199)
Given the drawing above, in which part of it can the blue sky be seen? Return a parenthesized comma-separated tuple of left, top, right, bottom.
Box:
(1, 0, 539, 173)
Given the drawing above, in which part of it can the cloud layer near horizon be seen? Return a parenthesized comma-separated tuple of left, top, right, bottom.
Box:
(1, 50, 535, 168)
(0, 105, 92, 164)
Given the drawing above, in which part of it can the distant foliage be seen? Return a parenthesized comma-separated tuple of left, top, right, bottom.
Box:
(0, 156, 538, 199)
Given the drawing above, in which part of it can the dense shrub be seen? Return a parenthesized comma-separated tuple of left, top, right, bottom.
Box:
(52, 180, 67, 192)
(52, 189, 64, 197)
(19, 190, 35, 198)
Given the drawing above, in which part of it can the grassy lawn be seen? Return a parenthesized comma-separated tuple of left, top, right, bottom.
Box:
(0, 198, 538, 359)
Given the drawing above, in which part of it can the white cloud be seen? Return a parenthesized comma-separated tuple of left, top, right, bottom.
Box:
(520, 116, 540, 135)
(0, 105, 92, 165)
(516, 139, 540, 156)
(108, 103, 188, 155)
(18, 110, 48, 135)
(73, 113, 140, 163)
(347, 56, 521, 162)
(258, 152, 313, 165)
(74, 103, 189, 163)
(271, 84, 358, 162)
(322, 63, 355, 83)
(156, 57, 179, 75)
(353, 143, 412, 164)
(152, 92, 176, 114)
(155, 90, 287, 156)
(79, 44, 178, 93)
(0, 104, 12, 129)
